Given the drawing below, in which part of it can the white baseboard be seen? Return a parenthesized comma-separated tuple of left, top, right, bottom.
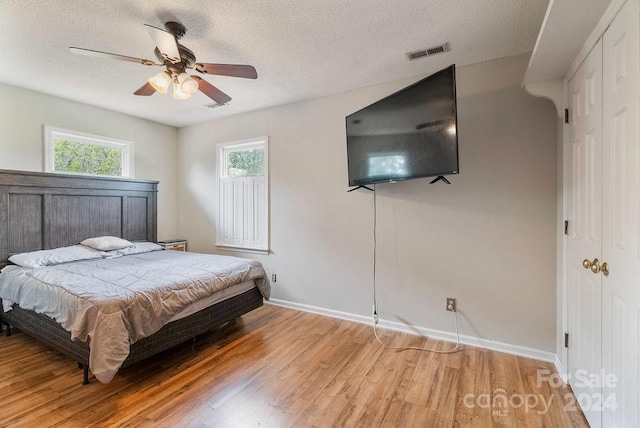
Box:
(267, 298, 558, 364)
(554, 354, 568, 383)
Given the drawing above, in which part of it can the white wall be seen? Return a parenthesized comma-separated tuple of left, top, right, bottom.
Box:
(0, 82, 179, 239)
(178, 53, 558, 353)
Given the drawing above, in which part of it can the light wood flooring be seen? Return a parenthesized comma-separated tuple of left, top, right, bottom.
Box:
(0, 304, 587, 427)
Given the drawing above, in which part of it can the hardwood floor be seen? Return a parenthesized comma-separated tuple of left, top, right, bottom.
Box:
(0, 304, 587, 427)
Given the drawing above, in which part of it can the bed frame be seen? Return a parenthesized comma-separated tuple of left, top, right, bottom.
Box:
(0, 169, 264, 384)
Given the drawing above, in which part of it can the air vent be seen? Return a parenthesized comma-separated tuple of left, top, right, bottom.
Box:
(204, 102, 229, 109)
(406, 43, 449, 61)
(406, 50, 428, 60)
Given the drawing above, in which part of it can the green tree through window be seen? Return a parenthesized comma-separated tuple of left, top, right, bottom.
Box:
(54, 139, 123, 176)
(227, 149, 264, 177)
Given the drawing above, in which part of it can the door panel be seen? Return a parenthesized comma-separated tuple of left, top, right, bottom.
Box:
(567, 38, 603, 428)
(602, 0, 640, 425)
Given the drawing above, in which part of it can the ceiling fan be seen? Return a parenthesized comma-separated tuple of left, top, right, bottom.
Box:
(70, 21, 257, 104)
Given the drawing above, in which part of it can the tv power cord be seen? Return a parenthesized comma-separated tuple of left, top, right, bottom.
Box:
(372, 306, 460, 354)
(371, 184, 460, 354)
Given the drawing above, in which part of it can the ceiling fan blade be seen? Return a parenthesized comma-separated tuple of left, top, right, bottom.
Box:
(69, 47, 160, 66)
(134, 82, 156, 96)
(195, 63, 258, 79)
(144, 24, 181, 63)
(193, 76, 232, 104)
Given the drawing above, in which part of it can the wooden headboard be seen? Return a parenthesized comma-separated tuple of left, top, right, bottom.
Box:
(0, 169, 158, 264)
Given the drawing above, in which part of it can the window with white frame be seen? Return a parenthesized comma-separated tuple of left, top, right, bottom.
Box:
(44, 126, 134, 178)
(217, 137, 269, 253)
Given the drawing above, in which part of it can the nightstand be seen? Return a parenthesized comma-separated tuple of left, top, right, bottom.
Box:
(158, 239, 188, 252)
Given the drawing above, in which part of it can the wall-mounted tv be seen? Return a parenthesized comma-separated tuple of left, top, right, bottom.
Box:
(346, 64, 459, 187)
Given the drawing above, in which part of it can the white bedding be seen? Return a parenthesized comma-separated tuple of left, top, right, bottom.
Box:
(0, 250, 269, 383)
(168, 279, 256, 322)
(1, 279, 257, 322)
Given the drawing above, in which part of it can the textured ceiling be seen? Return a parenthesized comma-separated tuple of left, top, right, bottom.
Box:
(0, 0, 549, 127)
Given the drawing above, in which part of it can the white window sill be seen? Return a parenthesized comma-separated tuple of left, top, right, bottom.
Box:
(216, 245, 270, 255)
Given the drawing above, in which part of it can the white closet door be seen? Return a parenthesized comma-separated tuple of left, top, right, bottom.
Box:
(567, 38, 603, 428)
(602, 0, 640, 425)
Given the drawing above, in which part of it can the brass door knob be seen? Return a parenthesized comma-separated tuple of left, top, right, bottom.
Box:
(602, 262, 609, 276)
(583, 259, 592, 269)
(590, 258, 601, 274)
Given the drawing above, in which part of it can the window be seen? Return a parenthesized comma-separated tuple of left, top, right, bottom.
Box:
(217, 137, 269, 253)
(44, 126, 134, 178)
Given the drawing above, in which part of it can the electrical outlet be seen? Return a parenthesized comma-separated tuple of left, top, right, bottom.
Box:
(446, 298, 456, 312)
(271, 274, 277, 282)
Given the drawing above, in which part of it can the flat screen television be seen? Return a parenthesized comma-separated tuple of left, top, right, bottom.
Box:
(346, 64, 459, 187)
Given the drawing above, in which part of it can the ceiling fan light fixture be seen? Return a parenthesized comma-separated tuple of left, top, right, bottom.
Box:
(148, 71, 171, 94)
(71, 22, 256, 104)
(172, 81, 191, 100)
(178, 72, 199, 95)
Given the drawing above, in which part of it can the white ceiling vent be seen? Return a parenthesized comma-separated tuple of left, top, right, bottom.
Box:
(205, 102, 229, 109)
(406, 43, 449, 61)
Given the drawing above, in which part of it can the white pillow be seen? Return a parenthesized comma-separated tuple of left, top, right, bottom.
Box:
(112, 241, 164, 256)
(80, 236, 134, 251)
(9, 245, 104, 269)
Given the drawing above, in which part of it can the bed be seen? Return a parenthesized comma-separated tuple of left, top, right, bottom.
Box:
(0, 169, 268, 384)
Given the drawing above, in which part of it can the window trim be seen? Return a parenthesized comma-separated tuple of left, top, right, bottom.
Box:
(44, 125, 135, 178)
(216, 136, 269, 253)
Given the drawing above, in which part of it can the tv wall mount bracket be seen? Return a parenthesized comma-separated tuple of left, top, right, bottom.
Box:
(429, 176, 451, 184)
